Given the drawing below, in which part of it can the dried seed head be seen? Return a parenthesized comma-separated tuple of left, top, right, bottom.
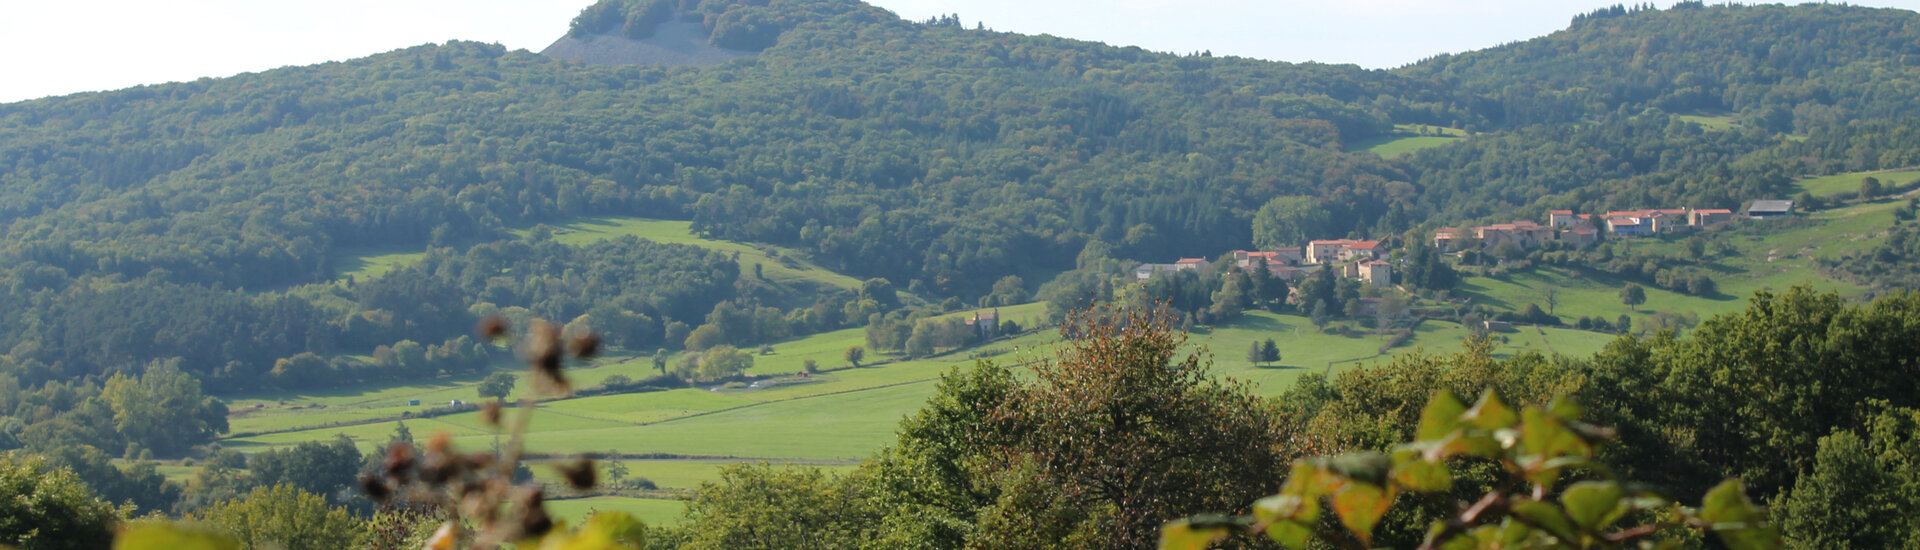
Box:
(419, 453, 460, 485)
(480, 400, 503, 428)
(524, 320, 569, 393)
(555, 455, 598, 491)
(383, 444, 417, 478)
(477, 315, 509, 343)
(463, 451, 496, 471)
(427, 432, 454, 455)
(514, 487, 554, 538)
(358, 474, 392, 502)
(568, 333, 601, 360)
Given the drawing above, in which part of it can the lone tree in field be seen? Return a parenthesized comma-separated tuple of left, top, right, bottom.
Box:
(478, 371, 516, 400)
(1620, 283, 1647, 309)
(1246, 341, 1264, 366)
(845, 346, 864, 368)
(1261, 338, 1280, 366)
(1861, 176, 1885, 200)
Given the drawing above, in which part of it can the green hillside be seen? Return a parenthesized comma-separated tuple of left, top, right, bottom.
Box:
(10, 0, 1920, 543)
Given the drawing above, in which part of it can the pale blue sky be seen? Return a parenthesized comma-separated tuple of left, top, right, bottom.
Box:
(3, 1, 1917, 103)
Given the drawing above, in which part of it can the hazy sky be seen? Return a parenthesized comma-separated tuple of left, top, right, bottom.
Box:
(4, 0, 1919, 103)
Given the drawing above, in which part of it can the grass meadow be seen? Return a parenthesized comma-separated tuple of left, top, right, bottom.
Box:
(1796, 169, 1920, 197)
(1349, 124, 1469, 159)
(511, 216, 863, 292)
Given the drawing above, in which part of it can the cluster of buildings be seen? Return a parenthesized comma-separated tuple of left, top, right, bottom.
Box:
(1434, 203, 1781, 252)
(1129, 200, 1794, 291)
(1135, 238, 1394, 287)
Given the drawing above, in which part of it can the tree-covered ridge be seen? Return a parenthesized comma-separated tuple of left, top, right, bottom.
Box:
(0, 1, 1453, 297)
(567, 0, 878, 50)
(2, 0, 1920, 399)
(1400, 2, 1920, 131)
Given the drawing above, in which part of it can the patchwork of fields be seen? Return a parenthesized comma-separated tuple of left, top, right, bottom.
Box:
(216, 303, 1615, 524)
(215, 202, 1876, 525)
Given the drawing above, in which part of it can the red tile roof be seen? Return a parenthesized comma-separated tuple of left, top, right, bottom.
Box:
(1176, 257, 1208, 264)
(1550, 209, 1573, 215)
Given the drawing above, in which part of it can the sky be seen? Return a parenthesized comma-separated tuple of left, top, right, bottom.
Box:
(3, 0, 1919, 104)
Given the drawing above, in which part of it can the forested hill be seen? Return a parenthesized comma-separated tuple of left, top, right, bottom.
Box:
(1400, 1, 1920, 131)
(4, 0, 1920, 394)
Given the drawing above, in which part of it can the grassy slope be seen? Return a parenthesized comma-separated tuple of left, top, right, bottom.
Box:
(1796, 169, 1920, 197)
(1348, 124, 1469, 159)
(215, 305, 1617, 521)
(514, 216, 863, 292)
(1459, 198, 1899, 331)
(1677, 114, 1738, 130)
(330, 245, 428, 282)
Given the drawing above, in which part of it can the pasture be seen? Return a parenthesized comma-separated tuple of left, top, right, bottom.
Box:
(1796, 169, 1920, 198)
(512, 216, 864, 293)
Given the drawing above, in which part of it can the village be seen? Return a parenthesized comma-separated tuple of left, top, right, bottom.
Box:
(1133, 201, 1793, 293)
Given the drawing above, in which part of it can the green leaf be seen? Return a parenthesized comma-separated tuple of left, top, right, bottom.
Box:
(1390, 448, 1453, 492)
(1332, 482, 1395, 544)
(1560, 481, 1623, 530)
(1547, 396, 1585, 422)
(1462, 389, 1519, 431)
(1417, 391, 1469, 442)
(1253, 493, 1319, 524)
(1159, 518, 1229, 550)
(1521, 408, 1584, 458)
(1508, 500, 1578, 543)
(1264, 519, 1315, 550)
(1253, 491, 1321, 549)
(1438, 432, 1504, 459)
(1698, 479, 1782, 550)
(1278, 460, 1323, 498)
(1321, 452, 1391, 487)
(114, 523, 241, 550)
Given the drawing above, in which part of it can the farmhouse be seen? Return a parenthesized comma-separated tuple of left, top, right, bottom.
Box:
(964, 310, 999, 339)
(1433, 227, 1463, 250)
(1562, 226, 1599, 247)
(1691, 208, 1734, 226)
(1360, 260, 1393, 287)
(1606, 215, 1649, 236)
(1134, 263, 1181, 280)
(1747, 200, 1794, 219)
(1175, 257, 1212, 274)
(1548, 210, 1592, 228)
(1305, 239, 1352, 264)
(1476, 220, 1553, 248)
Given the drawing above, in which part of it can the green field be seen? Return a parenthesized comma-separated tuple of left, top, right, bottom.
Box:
(330, 245, 428, 282)
(222, 305, 1615, 465)
(1349, 124, 1468, 158)
(1677, 113, 1739, 130)
(513, 216, 864, 293)
(326, 215, 867, 299)
(1796, 169, 1920, 198)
